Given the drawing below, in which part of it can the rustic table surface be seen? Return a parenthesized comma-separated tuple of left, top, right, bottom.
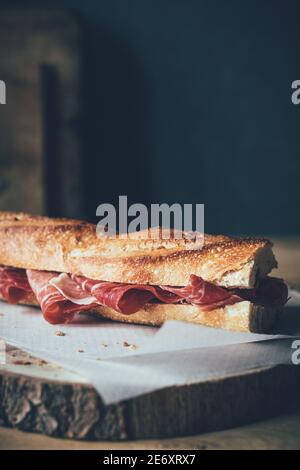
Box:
(1, 237, 300, 450)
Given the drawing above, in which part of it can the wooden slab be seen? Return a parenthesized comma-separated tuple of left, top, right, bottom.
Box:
(2, 410, 300, 450)
(0, 345, 299, 441)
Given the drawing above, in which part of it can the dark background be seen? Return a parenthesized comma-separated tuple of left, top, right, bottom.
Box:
(1, 0, 300, 236)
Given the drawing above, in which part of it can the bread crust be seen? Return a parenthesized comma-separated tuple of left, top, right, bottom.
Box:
(92, 302, 279, 333)
(0, 295, 279, 333)
(0, 211, 277, 288)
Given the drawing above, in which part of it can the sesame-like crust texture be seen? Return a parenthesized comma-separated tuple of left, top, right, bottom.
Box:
(0, 211, 277, 288)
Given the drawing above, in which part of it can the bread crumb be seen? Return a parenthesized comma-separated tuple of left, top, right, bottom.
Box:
(37, 359, 47, 366)
(123, 341, 137, 350)
(55, 331, 66, 337)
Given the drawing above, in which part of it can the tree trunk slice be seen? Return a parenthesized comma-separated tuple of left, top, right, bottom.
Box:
(0, 345, 299, 441)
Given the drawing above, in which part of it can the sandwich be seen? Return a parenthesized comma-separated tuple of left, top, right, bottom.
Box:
(0, 211, 288, 332)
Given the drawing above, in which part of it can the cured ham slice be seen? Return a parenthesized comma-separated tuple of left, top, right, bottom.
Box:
(162, 274, 244, 311)
(26, 270, 98, 324)
(228, 276, 289, 308)
(70, 274, 288, 313)
(0, 266, 288, 325)
(71, 275, 181, 314)
(0, 266, 32, 303)
(50, 273, 98, 305)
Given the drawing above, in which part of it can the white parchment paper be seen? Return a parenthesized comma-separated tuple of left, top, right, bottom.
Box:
(0, 290, 300, 404)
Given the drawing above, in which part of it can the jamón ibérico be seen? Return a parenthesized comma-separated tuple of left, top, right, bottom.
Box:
(0, 266, 288, 324)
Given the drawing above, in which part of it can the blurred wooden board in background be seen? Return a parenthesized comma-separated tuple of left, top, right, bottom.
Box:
(0, 9, 84, 217)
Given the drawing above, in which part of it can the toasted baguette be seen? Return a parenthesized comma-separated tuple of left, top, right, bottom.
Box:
(0, 294, 279, 333)
(0, 211, 277, 288)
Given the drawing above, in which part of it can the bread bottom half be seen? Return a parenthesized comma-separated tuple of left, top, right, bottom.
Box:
(0, 293, 279, 333)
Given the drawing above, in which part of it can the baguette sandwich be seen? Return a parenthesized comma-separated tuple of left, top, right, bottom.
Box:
(0, 212, 288, 332)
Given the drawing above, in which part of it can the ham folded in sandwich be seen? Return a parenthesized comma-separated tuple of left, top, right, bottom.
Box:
(0, 212, 288, 333)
